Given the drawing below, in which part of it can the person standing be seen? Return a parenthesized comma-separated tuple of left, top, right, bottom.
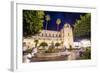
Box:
(32, 47, 38, 57)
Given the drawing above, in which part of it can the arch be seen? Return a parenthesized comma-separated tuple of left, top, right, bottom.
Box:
(45, 33, 47, 37)
(52, 34, 54, 37)
(64, 24, 70, 28)
(49, 33, 51, 37)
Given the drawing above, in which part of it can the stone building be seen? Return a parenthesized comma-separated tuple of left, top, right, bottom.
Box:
(23, 23, 74, 49)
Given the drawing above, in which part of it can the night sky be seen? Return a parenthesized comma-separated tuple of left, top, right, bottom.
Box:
(43, 11, 86, 31)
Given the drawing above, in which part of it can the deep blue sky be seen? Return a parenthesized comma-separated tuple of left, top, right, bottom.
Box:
(43, 11, 86, 31)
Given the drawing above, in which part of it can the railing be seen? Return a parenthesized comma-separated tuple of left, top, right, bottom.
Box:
(32, 36, 62, 40)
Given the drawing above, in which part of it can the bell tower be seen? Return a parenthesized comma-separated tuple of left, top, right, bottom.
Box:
(63, 23, 73, 49)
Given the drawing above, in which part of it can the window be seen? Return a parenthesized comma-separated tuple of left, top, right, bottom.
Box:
(59, 34, 61, 37)
(52, 34, 54, 37)
(49, 34, 51, 37)
(56, 34, 57, 37)
(67, 25, 70, 28)
(45, 33, 47, 37)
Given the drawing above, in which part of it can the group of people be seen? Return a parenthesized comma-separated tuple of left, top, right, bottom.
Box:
(60, 46, 85, 60)
(23, 42, 38, 63)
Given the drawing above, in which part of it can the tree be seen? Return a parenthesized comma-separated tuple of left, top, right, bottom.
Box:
(43, 14, 51, 41)
(56, 18, 61, 31)
(45, 14, 50, 30)
(23, 10, 45, 37)
(39, 42, 48, 49)
(56, 18, 61, 42)
(34, 39, 39, 47)
(55, 42, 61, 49)
(74, 13, 91, 38)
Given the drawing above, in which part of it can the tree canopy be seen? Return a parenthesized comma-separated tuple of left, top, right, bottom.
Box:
(23, 10, 45, 37)
(73, 13, 91, 38)
(39, 42, 48, 48)
(55, 42, 61, 48)
(34, 39, 39, 47)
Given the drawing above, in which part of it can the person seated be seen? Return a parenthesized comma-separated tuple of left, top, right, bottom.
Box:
(23, 42, 28, 52)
